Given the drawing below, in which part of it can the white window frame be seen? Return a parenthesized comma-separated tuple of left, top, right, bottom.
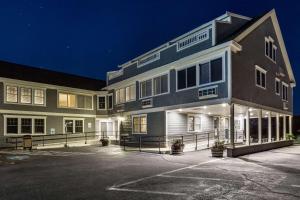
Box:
(4, 84, 46, 106)
(125, 84, 136, 102)
(3, 115, 47, 136)
(107, 93, 113, 110)
(63, 118, 85, 134)
(281, 82, 288, 102)
(265, 36, 277, 63)
(97, 95, 106, 110)
(187, 114, 201, 132)
(176, 65, 197, 91)
(20, 87, 32, 104)
(275, 78, 280, 95)
(57, 91, 93, 110)
(132, 114, 147, 134)
(139, 72, 170, 100)
(255, 65, 267, 89)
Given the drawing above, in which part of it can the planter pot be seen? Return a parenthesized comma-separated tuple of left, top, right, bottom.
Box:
(211, 148, 224, 157)
(101, 140, 109, 146)
(171, 144, 184, 155)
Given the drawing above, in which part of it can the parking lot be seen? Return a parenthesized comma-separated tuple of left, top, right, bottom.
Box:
(0, 145, 300, 200)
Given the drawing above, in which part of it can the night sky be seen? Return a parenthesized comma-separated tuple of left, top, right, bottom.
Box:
(0, 1, 299, 114)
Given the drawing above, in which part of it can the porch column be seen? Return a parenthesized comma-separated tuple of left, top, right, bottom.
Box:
(246, 108, 250, 146)
(283, 115, 286, 140)
(289, 115, 293, 134)
(268, 112, 272, 142)
(258, 109, 262, 144)
(230, 104, 235, 148)
(276, 113, 280, 141)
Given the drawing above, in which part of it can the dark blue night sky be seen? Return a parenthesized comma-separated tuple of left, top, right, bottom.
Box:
(0, 1, 299, 114)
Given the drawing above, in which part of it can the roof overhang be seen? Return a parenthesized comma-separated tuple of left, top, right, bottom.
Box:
(234, 9, 296, 87)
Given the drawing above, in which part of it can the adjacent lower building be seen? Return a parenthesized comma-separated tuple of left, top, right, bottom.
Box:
(0, 9, 296, 151)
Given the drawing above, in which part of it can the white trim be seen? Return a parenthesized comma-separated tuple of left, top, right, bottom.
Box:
(281, 82, 289, 102)
(0, 109, 96, 118)
(137, 52, 160, 68)
(235, 9, 296, 86)
(4, 115, 47, 136)
(63, 117, 85, 134)
(255, 66, 267, 90)
(176, 28, 210, 51)
(227, 48, 232, 100)
(97, 95, 107, 110)
(198, 85, 218, 99)
(131, 114, 147, 135)
(107, 93, 113, 110)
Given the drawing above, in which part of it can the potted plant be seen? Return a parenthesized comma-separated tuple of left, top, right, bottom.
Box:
(171, 139, 184, 155)
(100, 138, 109, 146)
(211, 141, 225, 157)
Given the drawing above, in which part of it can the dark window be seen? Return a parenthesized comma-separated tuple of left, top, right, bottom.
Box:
(34, 119, 45, 133)
(161, 74, 168, 94)
(108, 95, 113, 109)
(261, 73, 266, 88)
(265, 40, 269, 56)
(177, 69, 186, 90)
(275, 80, 280, 94)
(282, 84, 288, 101)
(256, 70, 261, 85)
(98, 96, 106, 109)
(199, 62, 210, 85)
(75, 120, 83, 133)
(256, 68, 266, 89)
(21, 118, 32, 134)
(187, 66, 196, 87)
(145, 80, 152, 97)
(65, 120, 73, 133)
(7, 118, 18, 134)
(211, 58, 223, 82)
(269, 42, 273, 58)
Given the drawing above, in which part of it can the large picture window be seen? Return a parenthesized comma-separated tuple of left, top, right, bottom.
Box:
(132, 115, 147, 134)
(58, 92, 92, 109)
(199, 58, 223, 85)
(116, 84, 135, 104)
(5, 116, 46, 135)
(140, 79, 152, 98)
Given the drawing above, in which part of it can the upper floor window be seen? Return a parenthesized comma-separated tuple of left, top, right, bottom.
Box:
(5, 85, 45, 106)
(177, 66, 196, 90)
(199, 58, 223, 85)
(275, 78, 280, 95)
(116, 84, 136, 104)
(265, 36, 277, 62)
(58, 92, 92, 109)
(255, 66, 266, 89)
(107, 94, 113, 109)
(98, 96, 106, 110)
(282, 82, 288, 101)
(140, 74, 169, 98)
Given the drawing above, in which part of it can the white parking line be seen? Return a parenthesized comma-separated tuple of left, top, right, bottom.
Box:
(107, 159, 219, 195)
(158, 174, 242, 183)
(291, 185, 300, 188)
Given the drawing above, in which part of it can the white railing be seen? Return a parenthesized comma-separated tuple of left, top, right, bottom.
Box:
(177, 29, 209, 51)
(107, 69, 124, 80)
(137, 52, 160, 68)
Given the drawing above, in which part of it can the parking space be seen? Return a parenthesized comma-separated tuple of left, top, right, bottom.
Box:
(0, 145, 299, 200)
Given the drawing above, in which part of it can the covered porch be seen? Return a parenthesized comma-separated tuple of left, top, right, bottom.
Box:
(166, 103, 293, 152)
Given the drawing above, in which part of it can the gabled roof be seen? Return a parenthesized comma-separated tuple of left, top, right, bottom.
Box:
(0, 60, 106, 91)
(233, 9, 296, 87)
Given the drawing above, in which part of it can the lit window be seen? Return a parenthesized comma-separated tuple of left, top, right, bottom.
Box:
(20, 87, 32, 104)
(154, 74, 168, 95)
(59, 93, 68, 107)
(140, 79, 152, 98)
(125, 84, 136, 102)
(34, 89, 44, 105)
(6, 86, 18, 103)
(255, 66, 266, 89)
(132, 115, 147, 134)
(68, 94, 76, 108)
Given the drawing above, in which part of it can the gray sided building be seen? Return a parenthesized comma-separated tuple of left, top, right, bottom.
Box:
(0, 9, 296, 150)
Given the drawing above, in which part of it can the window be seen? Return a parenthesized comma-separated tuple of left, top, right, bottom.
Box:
(34, 119, 45, 134)
(6, 118, 18, 134)
(58, 92, 92, 109)
(132, 115, 147, 134)
(34, 89, 44, 105)
(282, 83, 288, 101)
(198, 86, 218, 99)
(6, 86, 18, 103)
(199, 58, 223, 85)
(154, 74, 168, 95)
(64, 119, 84, 134)
(107, 94, 113, 109)
(265, 36, 277, 62)
(275, 79, 280, 95)
(98, 96, 106, 110)
(177, 29, 209, 51)
(188, 116, 201, 132)
(177, 66, 196, 90)
(255, 66, 266, 89)
(5, 116, 46, 135)
(140, 79, 152, 98)
(20, 87, 32, 104)
(126, 84, 136, 102)
(115, 88, 126, 104)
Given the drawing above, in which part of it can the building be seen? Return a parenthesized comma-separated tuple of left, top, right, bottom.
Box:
(0, 9, 296, 153)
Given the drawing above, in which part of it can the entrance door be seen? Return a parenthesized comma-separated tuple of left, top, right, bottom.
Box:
(100, 122, 107, 138)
